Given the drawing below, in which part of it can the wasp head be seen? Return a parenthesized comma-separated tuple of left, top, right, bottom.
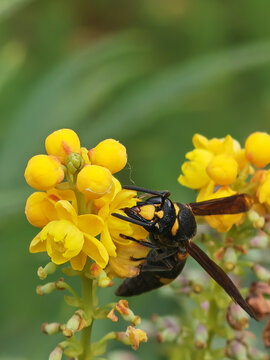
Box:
(123, 194, 176, 235)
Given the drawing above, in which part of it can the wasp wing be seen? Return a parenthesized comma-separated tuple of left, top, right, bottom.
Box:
(187, 194, 252, 216)
(185, 241, 257, 320)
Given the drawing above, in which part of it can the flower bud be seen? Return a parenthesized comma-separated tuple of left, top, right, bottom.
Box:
(249, 346, 269, 360)
(88, 139, 127, 174)
(224, 247, 237, 271)
(97, 270, 114, 288)
(49, 346, 63, 360)
(226, 303, 249, 330)
(38, 262, 58, 280)
(247, 282, 270, 320)
(108, 350, 139, 360)
(252, 265, 270, 282)
(36, 282, 56, 295)
(62, 311, 85, 337)
(250, 231, 269, 249)
(225, 340, 248, 360)
(262, 319, 270, 348)
(206, 154, 238, 185)
(245, 132, 270, 168)
(65, 152, 84, 174)
(76, 164, 112, 199)
(115, 300, 141, 326)
(194, 324, 208, 349)
(45, 129, 81, 163)
(24, 155, 64, 191)
(42, 322, 61, 335)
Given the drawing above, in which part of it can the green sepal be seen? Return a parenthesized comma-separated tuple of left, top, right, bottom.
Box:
(64, 295, 82, 308)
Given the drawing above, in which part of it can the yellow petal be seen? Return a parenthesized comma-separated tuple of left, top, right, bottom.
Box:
(83, 233, 109, 268)
(101, 224, 117, 257)
(70, 251, 87, 271)
(88, 139, 127, 174)
(110, 190, 137, 211)
(78, 214, 104, 236)
(45, 129, 81, 164)
(55, 200, 78, 224)
(206, 154, 238, 185)
(29, 233, 46, 253)
(24, 154, 64, 191)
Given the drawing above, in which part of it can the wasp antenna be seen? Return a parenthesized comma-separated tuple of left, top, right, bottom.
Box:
(111, 212, 153, 229)
(185, 241, 258, 320)
(122, 185, 170, 197)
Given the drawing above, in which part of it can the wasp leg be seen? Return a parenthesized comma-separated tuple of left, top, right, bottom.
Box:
(130, 256, 148, 261)
(122, 185, 170, 198)
(119, 234, 157, 248)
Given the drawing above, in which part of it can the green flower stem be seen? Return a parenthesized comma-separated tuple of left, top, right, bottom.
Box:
(57, 281, 80, 300)
(79, 274, 95, 360)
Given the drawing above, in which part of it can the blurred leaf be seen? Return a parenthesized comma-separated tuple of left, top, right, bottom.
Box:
(0, 42, 26, 92)
(0, 0, 34, 22)
(85, 40, 270, 141)
(0, 32, 151, 189)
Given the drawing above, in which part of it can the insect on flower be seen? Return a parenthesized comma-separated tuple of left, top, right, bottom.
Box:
(112, 185, 257, 320)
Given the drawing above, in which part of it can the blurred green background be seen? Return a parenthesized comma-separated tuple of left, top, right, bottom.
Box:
(1, 0, 270, 359)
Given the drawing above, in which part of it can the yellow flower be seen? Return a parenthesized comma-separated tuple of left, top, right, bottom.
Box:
(25, 188, 77, 228)
(193, 133, 241, 156)
(45, 129, 81, 164)
(197, 182, 244, 232)
(257, 169, 270, 206)
(88, 139, 127, 174)
(98, 188, 148, 258)
(29, 200, 108, 270)
(24, 155, 64, 191)
(178, 149, 213, 189)
(245, 132, 270, 168)
(76, 164, 113, 199)
(108, 241, 149, 278)
(206, 154, 238, 186)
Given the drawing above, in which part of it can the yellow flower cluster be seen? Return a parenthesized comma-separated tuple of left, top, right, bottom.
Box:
(25, 129, 148, 275)
(178, 132, 270, 232)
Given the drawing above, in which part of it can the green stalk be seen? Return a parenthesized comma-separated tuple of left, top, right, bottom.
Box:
(79, 274, 94, 360)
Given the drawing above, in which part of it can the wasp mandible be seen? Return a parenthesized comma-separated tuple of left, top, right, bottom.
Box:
(112, 185, 256, 320)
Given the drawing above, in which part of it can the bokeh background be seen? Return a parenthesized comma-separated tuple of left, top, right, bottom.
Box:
(1, 0, 270, 359)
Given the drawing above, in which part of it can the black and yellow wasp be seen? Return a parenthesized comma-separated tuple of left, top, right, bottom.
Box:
(112, 185, 257, 319)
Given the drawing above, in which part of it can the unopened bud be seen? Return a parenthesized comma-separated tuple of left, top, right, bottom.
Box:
(250, 231, 269, 249)
(226, 303, 249, 331)
(90, 263, 102, 278)
(194, 324, 208, 349)
(115, 300, 141, 326)
(65, 152, 85, 174)
(42, 322, 61, 335)
(249, 346, 269, 360)
(38, 262, 58, 280)
(98, 270, 113, 288)
(225, 339, 248, 360)
(36, 282, 56, 295)
(62, 311, 85, 337)
(224, 247, 237, 271)
(49, 346, 63, 360)
(192, 284, 203, 293)
(252, 264, 270, 282)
